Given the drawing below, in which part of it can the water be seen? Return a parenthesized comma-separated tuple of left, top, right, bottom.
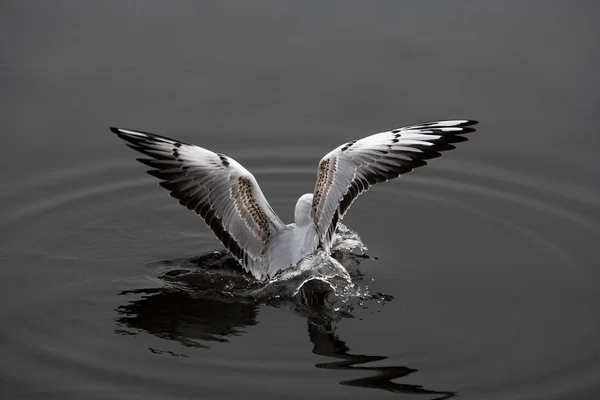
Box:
(1, 2, 599, 399)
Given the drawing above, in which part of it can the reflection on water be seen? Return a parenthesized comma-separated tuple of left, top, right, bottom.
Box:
(3, 142, 598, 399)
(2, 2, 600, 399)
(310, 323, 454, 399)
(115, 247, 454, 398)
(116, 288, 258, 349)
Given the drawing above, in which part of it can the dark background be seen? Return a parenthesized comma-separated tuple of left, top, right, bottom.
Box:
(1, 2, 599, 399)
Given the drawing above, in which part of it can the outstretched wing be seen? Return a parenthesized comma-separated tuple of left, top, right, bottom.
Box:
(311, 120, 478, 249)
(111, 127, 286, 279)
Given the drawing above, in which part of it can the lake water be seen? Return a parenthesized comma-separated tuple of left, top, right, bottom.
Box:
(1, 2, 599, 399)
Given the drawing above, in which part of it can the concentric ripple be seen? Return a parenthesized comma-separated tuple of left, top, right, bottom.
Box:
(1, 147, 599, 400)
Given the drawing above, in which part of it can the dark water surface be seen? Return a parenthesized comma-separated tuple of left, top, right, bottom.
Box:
(1, 2, 599, 399)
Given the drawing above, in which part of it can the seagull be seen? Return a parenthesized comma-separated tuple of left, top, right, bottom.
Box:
(112, 120, 477, 281)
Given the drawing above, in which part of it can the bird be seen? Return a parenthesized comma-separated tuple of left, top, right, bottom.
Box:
(111, 120, 477, 281)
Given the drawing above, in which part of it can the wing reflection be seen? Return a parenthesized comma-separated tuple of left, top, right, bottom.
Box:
(116, 279, 455, 397)
(116, 288, 259, 348)
(308, 320, 455, 399)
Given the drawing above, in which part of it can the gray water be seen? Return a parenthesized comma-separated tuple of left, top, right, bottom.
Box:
(1, 2, 599, 399)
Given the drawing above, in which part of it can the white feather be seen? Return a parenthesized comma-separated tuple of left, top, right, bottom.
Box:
(310, 120, 478, 249)
(112, 120, 477, 280)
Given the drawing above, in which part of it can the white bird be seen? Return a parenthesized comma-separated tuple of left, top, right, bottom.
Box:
(112, 120, 477, 281)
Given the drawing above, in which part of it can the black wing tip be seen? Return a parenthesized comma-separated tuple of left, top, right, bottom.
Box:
(457, 127, 476, 135)
(110, 126, 154, 136)
(110, 126, 190, 146)
(436, 120, 478, 136)
(126, 143, 142, 151)
(458, 120, 478, 133)
(111, 127, 148, 145)
(401, 120, 479, 135)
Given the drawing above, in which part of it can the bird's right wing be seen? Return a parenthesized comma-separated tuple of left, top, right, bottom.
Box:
(311, 120, 478, 249)
(111, 127, 286, 280)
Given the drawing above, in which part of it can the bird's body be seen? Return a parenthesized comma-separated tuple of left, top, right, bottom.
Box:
(112, 120, 477, 280)
(263, 194, 320, 278)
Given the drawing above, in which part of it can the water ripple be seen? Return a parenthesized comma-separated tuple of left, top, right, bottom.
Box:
(1, 149, 599, 399)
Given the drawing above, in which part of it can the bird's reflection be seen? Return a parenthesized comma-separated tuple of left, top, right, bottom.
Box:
(115, 251, 455, 398)
(116, 288, 259, 348)
(307, 317, 454, 399)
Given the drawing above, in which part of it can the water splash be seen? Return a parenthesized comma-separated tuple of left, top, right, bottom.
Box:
(149, 223, 389, 311)
(118, 223, 393, 353)
(331, 222, 369, 254)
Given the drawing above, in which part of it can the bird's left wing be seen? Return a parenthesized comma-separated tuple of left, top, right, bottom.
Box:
(111, 128, 286, 280)
(311, 120, 478, 249)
